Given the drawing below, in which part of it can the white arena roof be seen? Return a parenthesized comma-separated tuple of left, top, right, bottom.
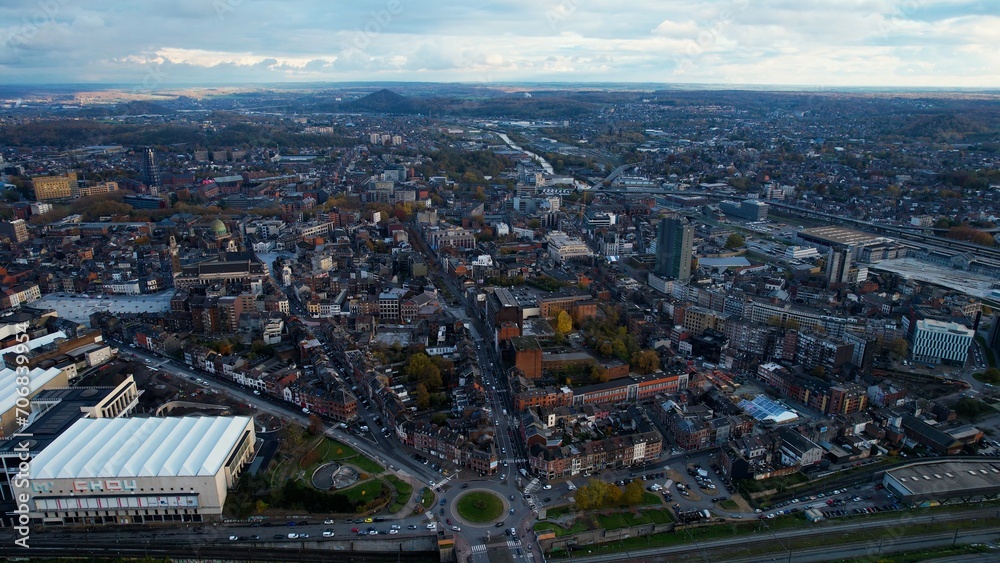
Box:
(30, 416, 253, 480)
(0, 366, 64, 418)
(738, 395, 798, 424)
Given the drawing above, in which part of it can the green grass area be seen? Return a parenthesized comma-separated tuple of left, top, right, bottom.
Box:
(534, 516, 595, 537)
(621, 511, 651, 527)
(738, 471, 809, 495)
(350, 455, 385, 475)
(597, 513, 627, 530)
(718, 499, 739, 510)
(455, 491, 504, 523)
(643, 509, 674, 524)
(338, 479, 385, 505)
(321, 438, 360, 461)
(420, 488, 435, 510)
(385, 475, 413, 514)
(973, 370, 1000, 385)
(640, 492, 662, 506)
(543, 505, 573, 519)
(316, 438, 384, 474)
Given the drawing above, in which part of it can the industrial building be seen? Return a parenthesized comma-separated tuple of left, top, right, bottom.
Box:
(720, 199, 769, 222)
(882, 460, 1000, 507)
(13, 416, 256, 525)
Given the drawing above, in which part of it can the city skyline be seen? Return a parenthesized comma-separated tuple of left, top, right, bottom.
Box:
(1, 0, 999, 88)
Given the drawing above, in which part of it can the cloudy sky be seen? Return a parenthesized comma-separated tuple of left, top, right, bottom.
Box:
(1, 0, 998, 87)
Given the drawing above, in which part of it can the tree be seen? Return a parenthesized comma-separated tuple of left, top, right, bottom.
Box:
(632, 350, 661, 375)
(407, 353, 443, 391)
(415, 383, 431, 410)
(556, 310, 573, 334)
(307, 414, 324, 436)
(285, 423, 304, 448)
(623, 479, 644, 506)
(590, 365, 608, 383)
(978, 367, 1000, 385)
(954, 398, 988, 420)
(725, 233, 745, 249)
(888, 338, 908, 359)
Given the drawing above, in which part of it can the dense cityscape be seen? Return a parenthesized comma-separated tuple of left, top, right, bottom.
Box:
(0, 82, 999, 563)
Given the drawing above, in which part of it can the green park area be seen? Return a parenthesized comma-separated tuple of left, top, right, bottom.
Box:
(456, 491, 504, 522)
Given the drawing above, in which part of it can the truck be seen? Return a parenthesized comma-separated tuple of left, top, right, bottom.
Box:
(566, 480, 576, 491)
(664, 479, 674, 491)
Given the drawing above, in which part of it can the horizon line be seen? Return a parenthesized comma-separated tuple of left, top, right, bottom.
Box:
(2, 81, 1000, 94)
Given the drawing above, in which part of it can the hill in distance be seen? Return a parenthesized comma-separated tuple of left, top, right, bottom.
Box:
(344, 89, 424, 114)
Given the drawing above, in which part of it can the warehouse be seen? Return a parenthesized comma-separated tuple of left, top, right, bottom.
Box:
(14, 416, 256, 525)
(882, 460, 1000, 507)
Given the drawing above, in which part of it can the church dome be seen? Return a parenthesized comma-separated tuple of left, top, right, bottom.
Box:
(209, 219, 228, 236)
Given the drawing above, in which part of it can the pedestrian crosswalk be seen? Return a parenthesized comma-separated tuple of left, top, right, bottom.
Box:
(470, 539, 521, 555)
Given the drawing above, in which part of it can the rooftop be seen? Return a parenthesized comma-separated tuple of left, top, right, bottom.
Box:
(885, 460, 1000, 498)
(0, 366, 65, 418)
(29, 416, 253, 479)
(799, 226, 885, 247)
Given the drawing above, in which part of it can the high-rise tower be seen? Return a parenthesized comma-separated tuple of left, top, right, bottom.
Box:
(141, 148, 162, 188)
(654, 216, 694, 282)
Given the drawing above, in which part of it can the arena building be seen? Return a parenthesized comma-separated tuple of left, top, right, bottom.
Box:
(13, 416, 256, 525)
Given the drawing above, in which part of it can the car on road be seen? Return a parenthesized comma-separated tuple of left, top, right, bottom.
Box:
(496, 521, 506, 527)
(461, 483, 469, 489)
(407, 524, 417, 529)
(323, 519, 335, 524)
(273, 534, 285, 539)
(542, 484, 552, 490)
(229, 535, 239, 541)
(446, 518, 452, 525)
(451, 526, 461, 532)
(323, 530, 334, 537)
(426, 523, 436, 529)
(287, 533, 298, 539)
(509, 494, 515, 500)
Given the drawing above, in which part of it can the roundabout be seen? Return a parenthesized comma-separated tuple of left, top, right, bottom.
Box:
(454, 490, 505, 523)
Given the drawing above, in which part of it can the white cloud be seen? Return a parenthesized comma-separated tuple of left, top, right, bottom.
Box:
(0, 0, 996, 86)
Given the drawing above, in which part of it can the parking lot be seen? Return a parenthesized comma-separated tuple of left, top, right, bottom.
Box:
(762, 482, 903, 522)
